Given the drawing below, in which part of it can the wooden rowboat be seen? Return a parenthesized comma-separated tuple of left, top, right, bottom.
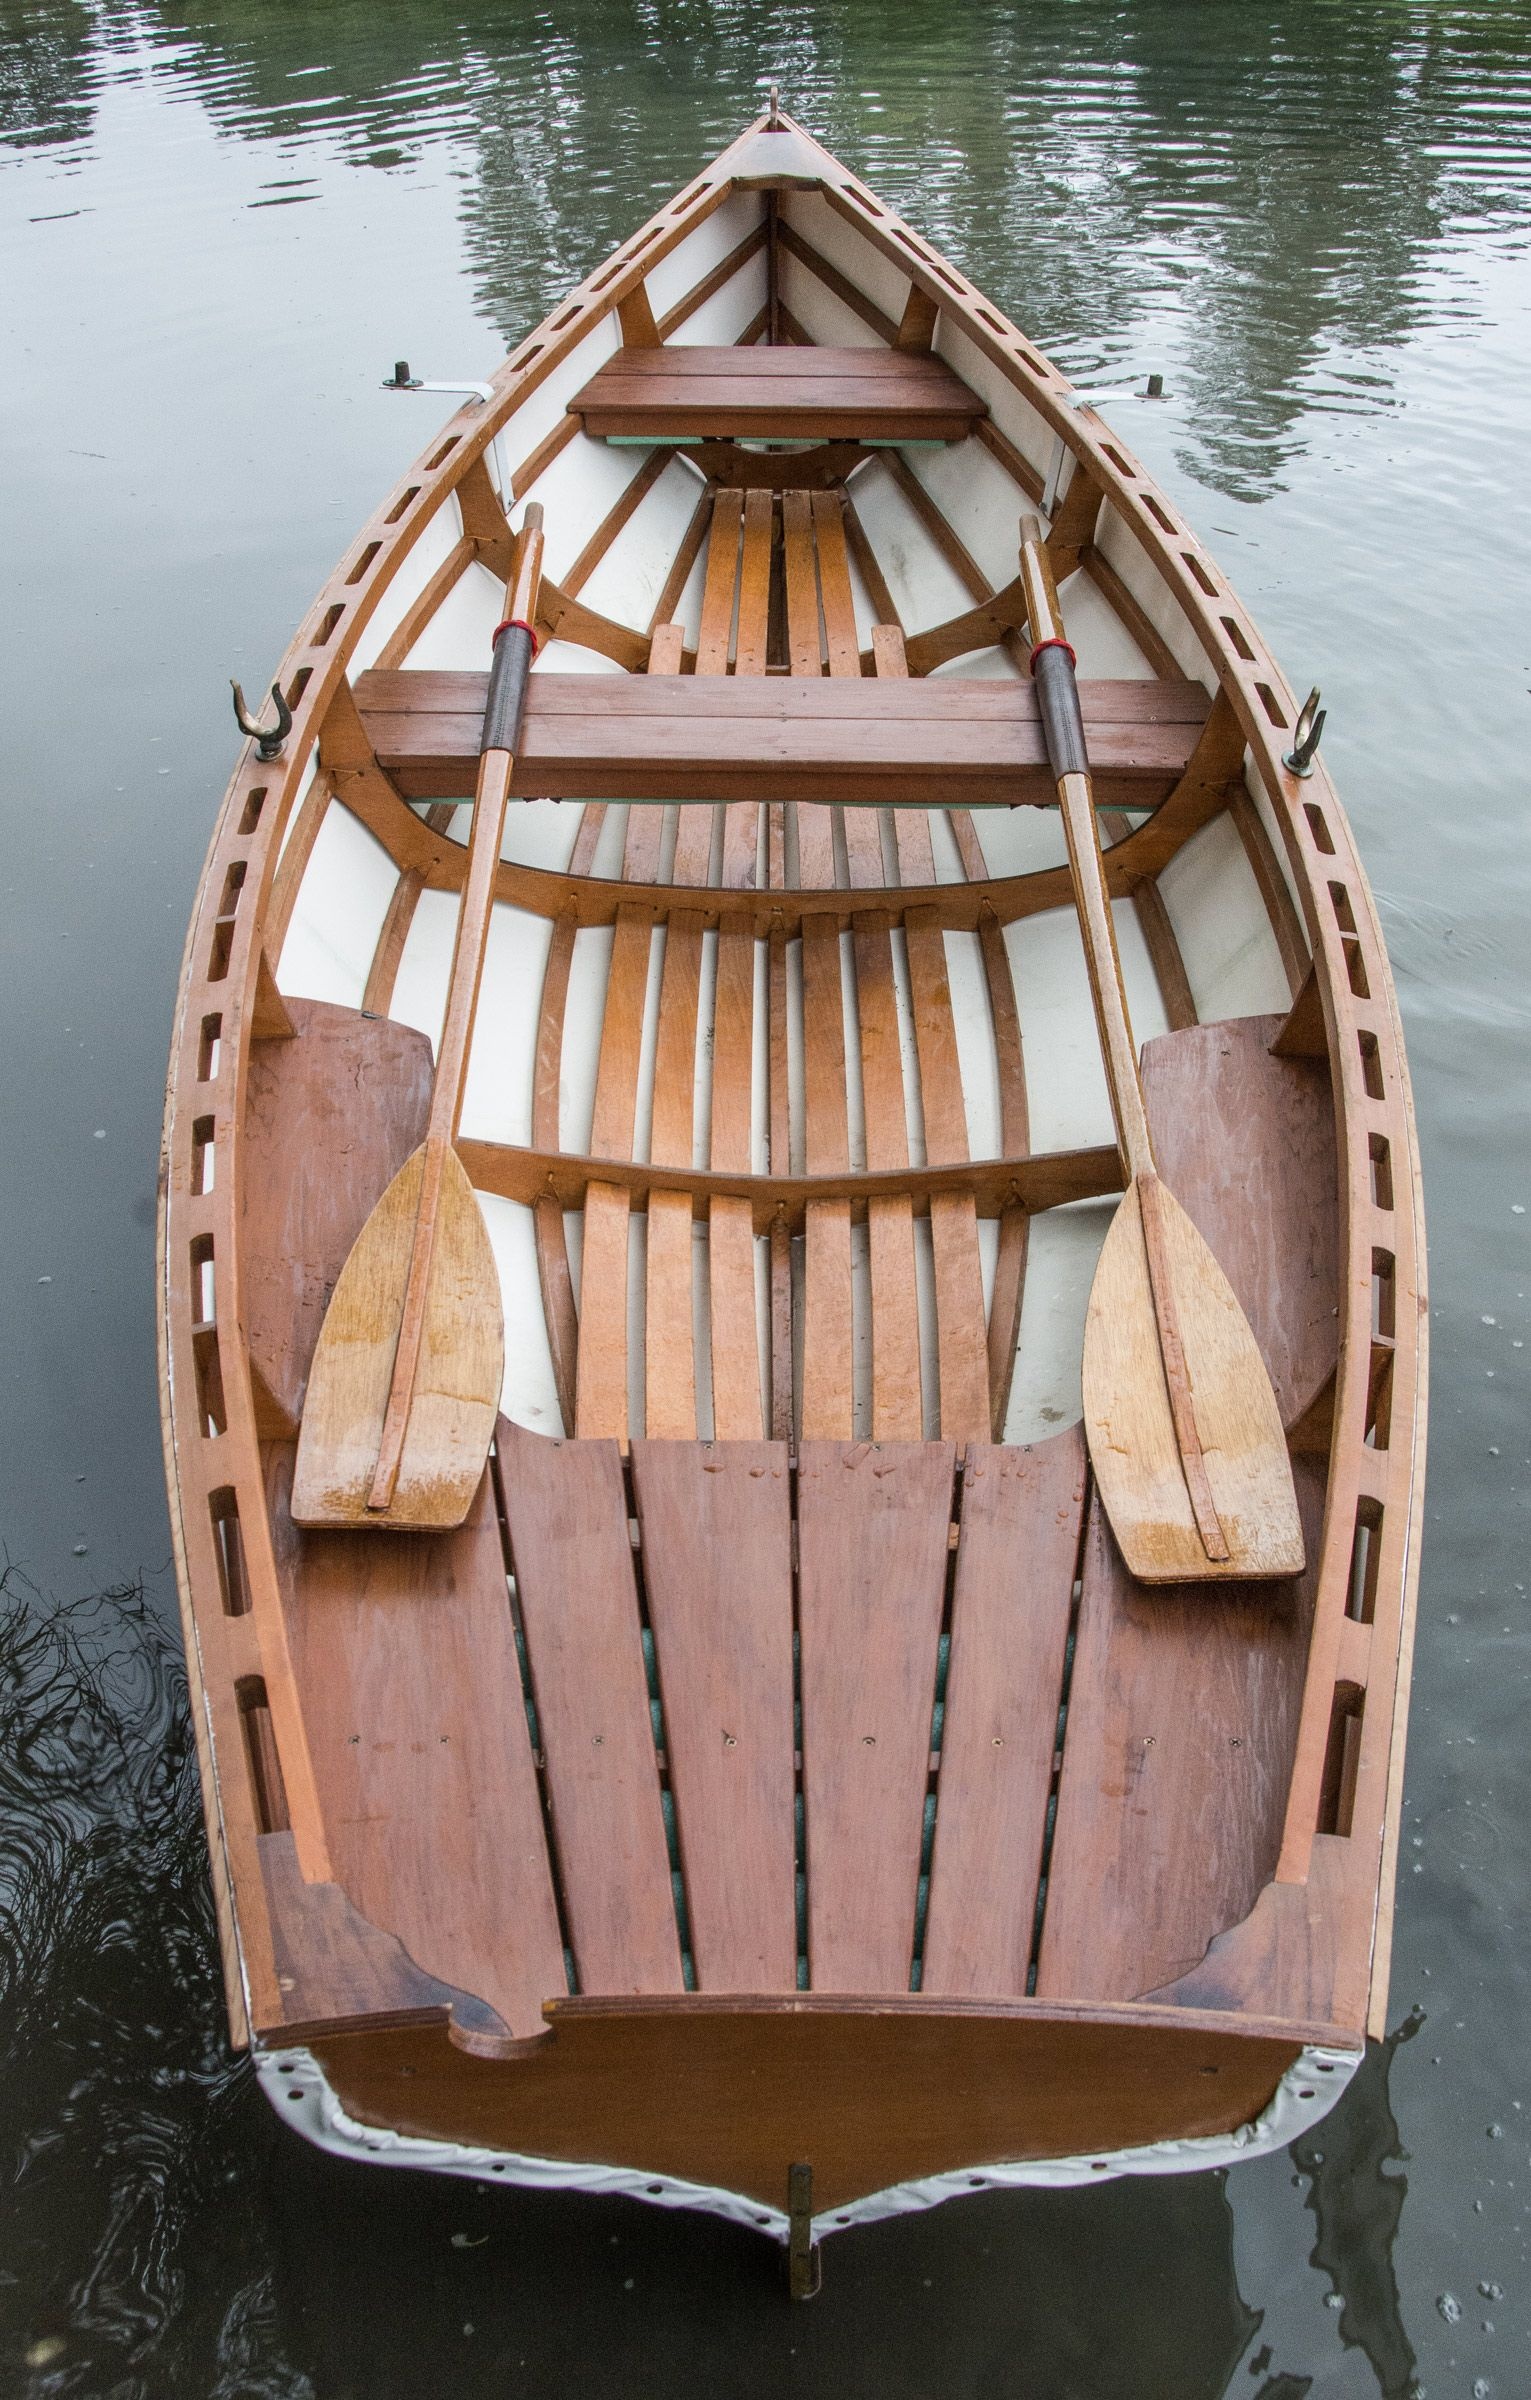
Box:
(159, 108, 1426, 2276)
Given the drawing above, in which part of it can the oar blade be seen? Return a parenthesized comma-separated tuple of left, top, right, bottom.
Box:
(291, 1146, 503, 1531)
(1082, 1181, 1304, 1583)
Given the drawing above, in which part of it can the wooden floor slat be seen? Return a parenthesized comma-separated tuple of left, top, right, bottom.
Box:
(533, 805, 608, 1433)
(621, 617, 682, 905)
(589, 907, 654, 1162)
(497, 1426, 683, 1995)
(852, 912, 921, 1438)
(921, 1432, 1087, 1996)
(799, 1441, 958, 1990)
(980, 911, 1031, 1437)
(719, 487, 772, 888)
(577, 879, 660, 1440)
(800, 912, 853, 1439)
(782, 489, 836, 888)
(648, 909, 704, 1170)
(630, 1442, 796, 1991)
(903, 905, 990, 1439)
(695, 489, 742, 675)
(574, 1181, 630, 1441)
(708, 1195, 763, 1438)
(709, 905, 763, 1437)
(644, 1190, 697, 1439)
(267, 1445, 565, 2039)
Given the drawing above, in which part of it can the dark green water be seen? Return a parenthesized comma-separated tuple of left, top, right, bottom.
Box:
(3, 4, 1530, 2391)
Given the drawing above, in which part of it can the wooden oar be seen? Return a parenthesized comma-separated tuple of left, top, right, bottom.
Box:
(290, 506, 547, 1531)
(1018, 516, 1303, 1582)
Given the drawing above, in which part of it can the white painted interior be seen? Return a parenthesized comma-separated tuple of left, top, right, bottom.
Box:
(518, 433, 655, 589)
(1005, 899, 1170, 1154)
(644, 187, 764, 320)
(780, 188, 912, 328)
(1004, 1197, 1117, 1443)
(276, 801, 398, 1007)
(455, 905, 552, 1150)
(1056, 563, 1158, 679)
(900, 437, 1029, 595)
(492, 313, 621, 490)
(934, 315, 1056, 482)
(848, 457, 977, 633)
(481, 1193, 565, 1434)
(1092, 500, 1212, 686)
(272, 742, 319, 870)
(1159, 811, 1295, 1019)
(666, 251, 769, 346)
(388, 885, 456, 1056)
(347, 491, 464, 675)
(401, 551, 501, 674)
(580, 455, 707, 629)
(778, 249, 884, 348)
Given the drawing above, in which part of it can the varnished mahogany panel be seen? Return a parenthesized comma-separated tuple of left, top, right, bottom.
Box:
(922, 1433, 1088, 1997)
(798, 1442, 957, 1990)
(242, 999, 434, 1425)
(630, 1442, 797, 1992)
(496, 1424, 683, 1995)
(306, 1999, 1315, 2216)
(1034, 1462, 1327, 2007)
(264, 1447, 565, 2040)
(1140, 1015, 1338, 1428)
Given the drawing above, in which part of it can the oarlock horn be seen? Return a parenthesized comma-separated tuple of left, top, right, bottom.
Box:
(231, 679, 293, 762)
(1283, 687, 1325, 778)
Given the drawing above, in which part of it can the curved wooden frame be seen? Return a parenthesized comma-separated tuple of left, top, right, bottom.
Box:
(160, 110, 1423, 2084)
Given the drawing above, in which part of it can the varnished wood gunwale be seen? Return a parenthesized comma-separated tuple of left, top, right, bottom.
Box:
(161, 103, 1423, 2110)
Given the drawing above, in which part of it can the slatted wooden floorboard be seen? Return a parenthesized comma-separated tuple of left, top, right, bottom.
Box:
(534, 488, 1037, 1448)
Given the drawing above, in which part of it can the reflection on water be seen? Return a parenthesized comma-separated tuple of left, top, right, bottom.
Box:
(2, 1, 1529, 2390)
(1291, 2011, 1424, 2400)
(0, 1549, 1440, 2400)
(0, 1566, 301, 2396)
(7, 2, 1531, 498)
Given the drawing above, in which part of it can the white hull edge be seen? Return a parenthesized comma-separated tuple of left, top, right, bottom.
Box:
(254, 2038, 1361, 2245)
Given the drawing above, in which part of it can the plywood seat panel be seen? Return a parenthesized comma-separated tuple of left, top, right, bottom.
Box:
(354, 666, 1210, 811)
(573, 344, 987, 442)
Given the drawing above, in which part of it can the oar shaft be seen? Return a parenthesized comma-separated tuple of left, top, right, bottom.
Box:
(367, 506, 545, 1512)
(1018, 520, 1154, 1182)
(1020, 514, 1232, 1567)
(427, 513, 546, 1144)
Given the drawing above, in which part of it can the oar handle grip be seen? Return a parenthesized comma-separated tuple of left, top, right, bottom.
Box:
(482, 502, 545, 754)
(1019, 515, 1090, 781)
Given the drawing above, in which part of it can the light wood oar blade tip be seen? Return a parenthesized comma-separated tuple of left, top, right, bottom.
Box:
(292, 1146, 504, 1534)
(1083, 1182, 1305, 1587)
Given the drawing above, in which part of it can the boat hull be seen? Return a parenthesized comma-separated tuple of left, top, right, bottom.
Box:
(159, 107, 1426, 2249)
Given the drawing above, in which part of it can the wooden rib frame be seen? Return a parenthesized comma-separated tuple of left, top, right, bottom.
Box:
(160, 108, 1424, 2070)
